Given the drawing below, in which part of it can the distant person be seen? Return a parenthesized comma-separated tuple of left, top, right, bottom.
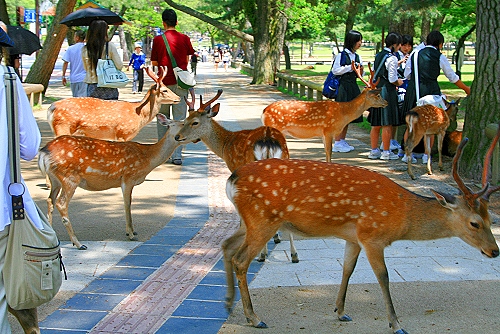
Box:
(62, 30, 87, 97)
(222, 50, 231, 71)
(213, 48, 221, 71)
(127, 42, 146, 94)
(82, 20, 123, 100)
(151, 8, 195, 166)
(1, 28, 43, 333)
(190, 52, 198, 75)
(331, 30, 365, 153)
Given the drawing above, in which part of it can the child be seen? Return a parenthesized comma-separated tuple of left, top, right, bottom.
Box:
(127, 43, 146, 94)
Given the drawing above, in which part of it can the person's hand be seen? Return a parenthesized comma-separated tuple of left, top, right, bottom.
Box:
(126, 66, 130, 71)
(62, 77, 67, 86)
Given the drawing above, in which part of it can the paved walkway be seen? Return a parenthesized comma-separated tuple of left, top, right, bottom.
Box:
(11, 61, 500, 333)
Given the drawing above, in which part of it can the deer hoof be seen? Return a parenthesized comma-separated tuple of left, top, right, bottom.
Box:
(78, 245, 87, 250)
(394, 329, 409, 334)
(255, 321, 268, 328)
(291, 253, 299, 263)
(273, 234, 281, 244)
(257, 255, 266, 262)
(338, 314, 352, 322)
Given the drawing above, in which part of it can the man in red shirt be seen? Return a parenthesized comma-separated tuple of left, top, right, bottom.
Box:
(151, 9, 195, 165)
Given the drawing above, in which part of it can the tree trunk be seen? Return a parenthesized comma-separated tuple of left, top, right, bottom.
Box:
(461, 0, 500, 180)
(24, 0, 77, 90)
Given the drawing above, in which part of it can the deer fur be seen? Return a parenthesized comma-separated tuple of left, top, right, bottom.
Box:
(405, 99, 460, 179)
(47, 67, 180, 141)
(222, 128, 500, 334)
(262, 63, 387, 162)
(174, 89, 298, 263)
(38, 115, 184, 250)
(8, 307, 39, 334)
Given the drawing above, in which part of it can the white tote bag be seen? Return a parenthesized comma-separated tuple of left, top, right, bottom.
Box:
(96, 43, 129, 88)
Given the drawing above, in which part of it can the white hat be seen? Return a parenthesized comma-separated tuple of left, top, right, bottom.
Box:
(134, 42, 142, 49)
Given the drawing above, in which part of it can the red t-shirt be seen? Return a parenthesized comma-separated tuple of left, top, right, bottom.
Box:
(151, 30, 195, 86)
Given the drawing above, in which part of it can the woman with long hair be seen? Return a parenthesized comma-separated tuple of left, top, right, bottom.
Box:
(82, 20, 123, 99)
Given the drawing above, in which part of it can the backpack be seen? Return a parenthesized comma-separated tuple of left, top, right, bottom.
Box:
(322, 51, 358, 99)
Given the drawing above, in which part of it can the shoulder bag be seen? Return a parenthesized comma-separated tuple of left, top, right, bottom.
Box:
(162, 34, 196, 89)
(96, 42, 129, 88)
(413, 49, 446, 109)
(3, 65, 66, 310)
(322, 51, 347, 99)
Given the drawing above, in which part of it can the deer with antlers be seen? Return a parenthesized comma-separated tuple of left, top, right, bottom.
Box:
(47, 67, 180, 141)
(38, 115, 184, 250)
(405, 98, 461, 179)
(262, 62, 387, 162)
(222, 125, 500, 333)
(174, 89, 299, 263)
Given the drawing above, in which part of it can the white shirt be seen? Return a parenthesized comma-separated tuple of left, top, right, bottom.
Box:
(381, 47, 400, 84)
(62, 42, 86, 83)
(332, 49, 364, 76)
(0, 66, 42, 231)
(404, 45, 459, 83)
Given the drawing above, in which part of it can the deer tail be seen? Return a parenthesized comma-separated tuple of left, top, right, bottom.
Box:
(406, 111, 419, 134)
(254, 137, 285, 160)
(37, 147, 50, 177)
(47, 103, 57, 133)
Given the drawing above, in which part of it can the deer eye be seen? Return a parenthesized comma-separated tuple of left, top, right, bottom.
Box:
(470, 222, 480, 229)
(192, 121, 199, 126)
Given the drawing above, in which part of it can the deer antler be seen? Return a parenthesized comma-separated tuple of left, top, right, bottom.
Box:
(482, 123, 500, 200)
(145, 67, 158, 82)
(200, 89, 223, 111)
(352, 61, 379, 88)
(185, 88, 196, 111)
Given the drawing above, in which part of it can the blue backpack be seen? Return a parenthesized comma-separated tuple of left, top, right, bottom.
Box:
(322, 51, 354, 99)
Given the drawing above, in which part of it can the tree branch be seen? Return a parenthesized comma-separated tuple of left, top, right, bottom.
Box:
(164, 0, 254, 43)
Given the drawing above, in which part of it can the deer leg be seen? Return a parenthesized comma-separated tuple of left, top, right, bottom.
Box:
(121, 184, 138, 241)
(335, 241, 361, 322)
(288, 232, 299, 263)
(273, 232, 281, 244)
(405, 133, 422, 180)
(46, 179, 61, 226)
(233, 221, 278, 328)
(437, 132, 445, 171)
(364, 244, 407, 334)
(323, 135, 333, 163)
(8, 307, 40, 334)
(424, 135, 433, 175)
(56, 184, 86, 250)
(222, 226, 246, 311)
(257, 244, 267, 262)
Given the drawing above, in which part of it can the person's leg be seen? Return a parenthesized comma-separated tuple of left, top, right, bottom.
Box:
(132, 70, 139, 93)
(170, 85, 188, 163)
(368, 126, 382, 159)
(0, 226, 12, 333)
(138, 69, 144, 92)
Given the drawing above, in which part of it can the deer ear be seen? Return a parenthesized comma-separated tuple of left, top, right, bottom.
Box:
(208, 103, 221, 118)
(431, 189, 457, 209)
(156, 113, 170, 128)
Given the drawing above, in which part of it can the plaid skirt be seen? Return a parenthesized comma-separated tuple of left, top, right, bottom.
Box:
(87, 84, 119, 100)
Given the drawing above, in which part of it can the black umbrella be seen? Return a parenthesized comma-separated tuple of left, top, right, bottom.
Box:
(60, 8, 126, 26)
(6, 25, 42, 55)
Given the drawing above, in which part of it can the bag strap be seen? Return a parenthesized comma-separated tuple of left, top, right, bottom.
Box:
(105, 42, 109, 60)
(373, 53, 390, 82)
(413, 49, 420, 99)
(3, 65, 25, 220)
(162, 34, 178, 68)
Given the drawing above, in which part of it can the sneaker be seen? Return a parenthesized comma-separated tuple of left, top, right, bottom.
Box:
(380, 140, 400, 151)
(402, 154, 417, 163)
(333, 141, 353, 153)
(368, 149, 382, 159)
(422, 154, 429, 164)
(398, 148, 405, 157)
(380, 151, 399, 160)
(341, 140, 354, 151)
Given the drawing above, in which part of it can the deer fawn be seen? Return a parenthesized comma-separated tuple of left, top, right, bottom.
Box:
(174, 89, 299, 263)
(47, 67, 180, 141)
(222, 126, 500, 334)
(38, 114, 184, 250)
(262, 62, 387, 162)
(405, 98, 460, 179)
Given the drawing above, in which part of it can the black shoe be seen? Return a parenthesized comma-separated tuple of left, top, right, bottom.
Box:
(172, 159, 182, 165)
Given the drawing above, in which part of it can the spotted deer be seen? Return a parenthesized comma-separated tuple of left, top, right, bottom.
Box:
(262, 62, 387, 162)
(38, 115, 184, 250)
(47, 67, 180, 141)
(174, 89, 298, 263)
(222, 127, 500, 334)
(405, 98, 461, 179)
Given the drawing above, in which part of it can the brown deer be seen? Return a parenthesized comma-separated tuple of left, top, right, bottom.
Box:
(262, 62, 387, 162)
(38, 114, 184, 250)
(174, 89, 299, 263)
(405, 98, 460, 179)
(47, 67, 180, 141)
(222, 127, 499, 334)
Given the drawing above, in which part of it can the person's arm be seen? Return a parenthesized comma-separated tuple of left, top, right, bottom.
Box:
(15, 76, 41, 160)
(454, 79, 471, 95)
(108, 43, 123, 70)
(439, 53, 469, 95)
(387, 56, 403, 86)
(62, 61, 69, 86)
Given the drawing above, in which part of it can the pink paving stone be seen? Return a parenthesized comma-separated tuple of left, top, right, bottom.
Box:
(91, 154, 239, 333)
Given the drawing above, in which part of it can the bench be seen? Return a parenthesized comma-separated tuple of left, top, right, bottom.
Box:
(22, 83, 44, 107)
